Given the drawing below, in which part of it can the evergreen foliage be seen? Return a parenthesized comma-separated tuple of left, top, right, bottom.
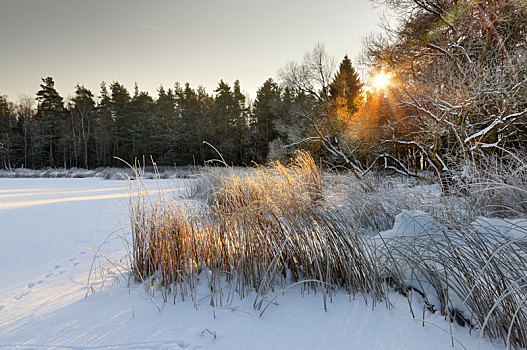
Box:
(329, 55, 363, 118)
(0, 77, 293, 169)
(0, 56, 370, 170)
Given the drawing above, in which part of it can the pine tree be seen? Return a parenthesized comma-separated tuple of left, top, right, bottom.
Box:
(35, 77, 65, 168)
(329, 55, 363, 120)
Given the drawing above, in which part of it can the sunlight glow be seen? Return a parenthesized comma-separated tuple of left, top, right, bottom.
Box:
(372, 71, 391, 90)
(0, 187, 180, 210)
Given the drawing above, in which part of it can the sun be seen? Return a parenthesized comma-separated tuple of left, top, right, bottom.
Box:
(372, 71, 391, 90)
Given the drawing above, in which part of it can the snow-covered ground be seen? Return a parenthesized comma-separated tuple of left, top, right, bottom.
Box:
(0, 178, 505, 349)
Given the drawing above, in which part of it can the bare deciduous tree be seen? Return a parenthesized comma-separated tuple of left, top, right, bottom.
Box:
(363, 0, 527, 191)
(279, 43, 366, 178)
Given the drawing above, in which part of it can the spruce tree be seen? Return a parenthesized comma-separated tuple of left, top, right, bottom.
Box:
(155, 86, 178, 163)
(329, 55, 363, 119)
(109, 82, 131, 162)
(213, 80, 236, 162)
(0, 95, 17, 169)
(15, 96, 35, 169)
(95, 82, 114, 166)
(128, 88, 155, 160)
(176, 83, 200, 164)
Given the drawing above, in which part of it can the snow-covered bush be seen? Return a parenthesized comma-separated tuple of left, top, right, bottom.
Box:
(375, 211, 527, 348)
(461, 152, 527, 218)
(125, 150, 527, 347)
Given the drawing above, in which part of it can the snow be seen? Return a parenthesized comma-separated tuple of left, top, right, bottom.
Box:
(473, 217, 527, 240)
(0, 178, 506, 349)
(378, 210, 439, 239)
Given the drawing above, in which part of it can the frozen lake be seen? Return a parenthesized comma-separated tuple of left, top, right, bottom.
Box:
(0, 178, 179, 295)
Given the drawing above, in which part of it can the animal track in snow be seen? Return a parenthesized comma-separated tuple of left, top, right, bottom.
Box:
(27, 280, 43, 289)
(14, 291, 31, 300)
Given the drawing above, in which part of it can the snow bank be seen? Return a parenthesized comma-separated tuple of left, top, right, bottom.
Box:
(0, 166, 200, 180)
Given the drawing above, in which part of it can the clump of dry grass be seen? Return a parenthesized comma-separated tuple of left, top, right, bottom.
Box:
(129, 151, 386, 308)
(207, 150, 323, 215)
(127, 151, 527, 348)
(462, 152, 527, 218)
(376, 212, 527, 349)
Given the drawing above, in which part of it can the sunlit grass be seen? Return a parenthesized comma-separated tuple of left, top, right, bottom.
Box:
(125, 151, 527, 348)
(128, 151, 386, 308)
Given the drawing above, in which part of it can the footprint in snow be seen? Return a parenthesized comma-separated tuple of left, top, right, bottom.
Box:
(73, 262, 79, 266)
(15, 291, 31, 300)
(177, 340, 191, 348)
(27, 280, 43, 289)
(46, 273, 53, 278)
(54, 265, 61, 269)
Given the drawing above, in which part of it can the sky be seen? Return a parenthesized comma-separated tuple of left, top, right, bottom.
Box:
(0, 0, 388, 102)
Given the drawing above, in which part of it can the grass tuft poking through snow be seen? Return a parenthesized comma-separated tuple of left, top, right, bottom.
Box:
(128, 151, 387, 310)
(375, 211, 527, 348)
(125, 151, 527, 348)
(462, 151, 527, 218)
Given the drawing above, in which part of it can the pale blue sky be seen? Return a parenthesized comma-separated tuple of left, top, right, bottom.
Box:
(0, 0, 387, 101)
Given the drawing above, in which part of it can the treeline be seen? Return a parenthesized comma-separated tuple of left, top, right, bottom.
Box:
(0, 77, 281, 169)
(0, 79, 283, 169)
(0, 55, 366, 170)
(6, 0, 524, 180)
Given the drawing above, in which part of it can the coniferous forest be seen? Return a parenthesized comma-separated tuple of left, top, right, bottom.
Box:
(0, 70, 357, 170)
(1, 77, 284, 169)
(1, 0, 526, 196)
(1, 57, 364, 170)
